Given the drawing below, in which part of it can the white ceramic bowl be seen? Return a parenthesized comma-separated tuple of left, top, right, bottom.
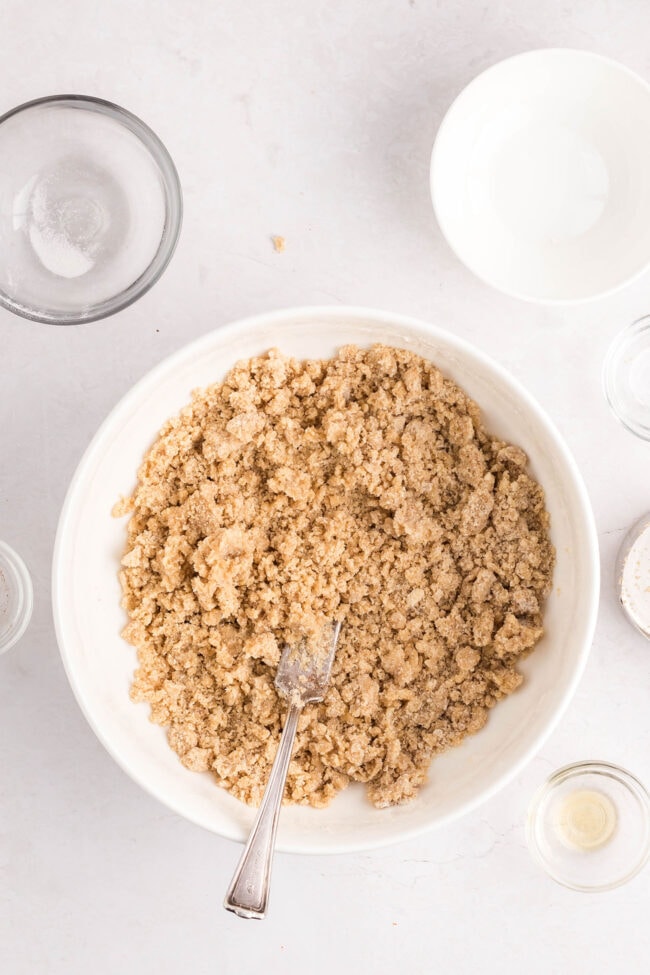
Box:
(52, 306, 599, 853)
(431, 49, 650, 303)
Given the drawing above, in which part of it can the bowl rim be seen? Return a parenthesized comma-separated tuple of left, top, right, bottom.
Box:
(430, 47, 650, 306)
(52, 305, 600, 853)
(0, 93, 183, 326)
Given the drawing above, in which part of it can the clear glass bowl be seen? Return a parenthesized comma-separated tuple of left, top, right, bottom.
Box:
(527, 761, 650, 891)
(616, 512, 650, 639)
(0, 94, 182, 325)
(0, 541, 33, 654)
(603, 315, 650, 440)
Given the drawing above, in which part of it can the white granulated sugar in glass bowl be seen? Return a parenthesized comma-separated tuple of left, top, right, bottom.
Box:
(0, 94, 182, 325)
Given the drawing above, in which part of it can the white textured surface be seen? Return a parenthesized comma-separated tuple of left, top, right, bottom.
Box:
(1, 0, 650, 971)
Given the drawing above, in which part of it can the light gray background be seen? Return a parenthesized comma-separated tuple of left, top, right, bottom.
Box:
(2, 1, 650, 972)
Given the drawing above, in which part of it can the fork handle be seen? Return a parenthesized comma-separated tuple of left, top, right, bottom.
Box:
(224, 701, 302, 919)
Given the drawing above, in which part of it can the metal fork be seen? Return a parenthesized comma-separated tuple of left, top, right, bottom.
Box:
(223, 621, 341, 919)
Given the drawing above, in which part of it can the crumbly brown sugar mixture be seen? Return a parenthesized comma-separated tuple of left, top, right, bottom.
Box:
(116, 345, 554, 809)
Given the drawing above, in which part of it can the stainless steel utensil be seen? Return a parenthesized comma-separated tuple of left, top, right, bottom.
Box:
(224, 621, 341, 919)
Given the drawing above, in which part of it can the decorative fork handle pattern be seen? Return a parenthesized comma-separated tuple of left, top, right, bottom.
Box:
(223, 701, 302, 919)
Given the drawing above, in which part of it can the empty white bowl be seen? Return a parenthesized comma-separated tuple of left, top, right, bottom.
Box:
(431, 49, 650, 303)
(52, 306, 599, 853)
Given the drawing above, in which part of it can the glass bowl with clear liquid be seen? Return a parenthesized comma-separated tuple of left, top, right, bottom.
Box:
(0, 95, 182, 325)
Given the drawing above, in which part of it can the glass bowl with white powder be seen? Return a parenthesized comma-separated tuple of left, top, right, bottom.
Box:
(0, 95, 182, 325)
(616, 513, 650, 640)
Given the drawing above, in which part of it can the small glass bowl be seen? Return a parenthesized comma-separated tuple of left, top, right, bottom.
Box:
(0, 541, 33, 654)
(616, 512, 650, 639)
(527, 761, 650, 892)
(0, 95, 182, 325)
(603, 315, 650, 440)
